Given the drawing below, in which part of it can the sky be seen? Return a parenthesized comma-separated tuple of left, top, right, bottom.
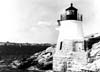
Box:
(0, 0, 100, 43)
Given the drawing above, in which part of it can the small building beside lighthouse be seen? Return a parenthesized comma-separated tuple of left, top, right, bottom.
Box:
(53, 3, 87, 72)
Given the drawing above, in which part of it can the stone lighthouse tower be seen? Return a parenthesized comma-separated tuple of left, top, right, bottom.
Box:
(53, 3, 87, 72)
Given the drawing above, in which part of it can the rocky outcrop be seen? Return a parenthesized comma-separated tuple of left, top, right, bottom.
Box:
(10, 46, 55, 70)
(84, 33, 100, 50)
(82, 33, 100, 71)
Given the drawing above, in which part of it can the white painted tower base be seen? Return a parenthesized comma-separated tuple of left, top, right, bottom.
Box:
(56, 20, 84, 52)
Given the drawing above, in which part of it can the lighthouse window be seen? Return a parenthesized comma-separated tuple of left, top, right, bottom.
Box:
(67, 10, 74, 15)
(67, 11, 70, 15)
(60, 41, 63, 50)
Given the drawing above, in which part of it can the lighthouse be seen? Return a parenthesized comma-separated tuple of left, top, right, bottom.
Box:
(53, 3, 87, 71)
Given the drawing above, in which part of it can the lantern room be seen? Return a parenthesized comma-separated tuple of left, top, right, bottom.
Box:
(59, 3, 82, 21)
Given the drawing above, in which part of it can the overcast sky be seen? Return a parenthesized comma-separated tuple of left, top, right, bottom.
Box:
(0, 0, 100, 43)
